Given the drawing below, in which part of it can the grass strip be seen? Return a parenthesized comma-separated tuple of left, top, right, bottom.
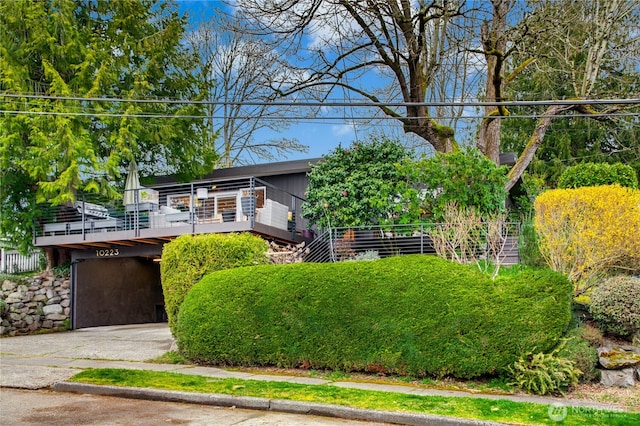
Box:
(71, 369, 639, 425)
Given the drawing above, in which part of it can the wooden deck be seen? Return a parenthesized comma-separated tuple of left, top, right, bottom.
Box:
(35, 219, 303, 251)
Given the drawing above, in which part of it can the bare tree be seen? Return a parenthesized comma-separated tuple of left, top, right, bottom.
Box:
(502, 0, 640, 189)
(235, 0, 639, 190)
(187, 13, 308, 167)
(236, 0, 469, 153)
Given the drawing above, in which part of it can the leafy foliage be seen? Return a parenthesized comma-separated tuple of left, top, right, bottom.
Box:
(534, 185, 640, 291)
(557, 328, 600, 383)
(301, 139, 411, 229)
(518, 218, 545, 268)
(506, 343, 581, 396)
(177, 255, 572, 379)
(394, 149, 508, 223)
(161, 233, 269, 335)
(590, 275, 640, 338)
(558, 162, 638, 189)
(0, 0, 217, 251)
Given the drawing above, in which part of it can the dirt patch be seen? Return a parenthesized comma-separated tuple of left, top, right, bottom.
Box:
(567, 383, 640, 412)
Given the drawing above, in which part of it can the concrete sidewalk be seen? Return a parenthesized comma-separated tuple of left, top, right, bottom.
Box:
(0, 324, 628, 425)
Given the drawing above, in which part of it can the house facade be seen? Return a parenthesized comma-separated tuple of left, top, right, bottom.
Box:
(34, 159, 319, 329)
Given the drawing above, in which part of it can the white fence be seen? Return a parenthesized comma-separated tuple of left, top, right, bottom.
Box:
(0, 249, 42, 274)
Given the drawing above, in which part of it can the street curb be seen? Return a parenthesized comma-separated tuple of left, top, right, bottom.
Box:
(52, 382, 500, 425)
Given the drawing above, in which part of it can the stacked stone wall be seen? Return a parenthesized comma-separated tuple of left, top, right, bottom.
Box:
(0, 274, 70, 336)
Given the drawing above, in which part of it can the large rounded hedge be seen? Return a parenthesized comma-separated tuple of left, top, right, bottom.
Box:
(161, 233, 269, 335)
(177, 255, 572, 379)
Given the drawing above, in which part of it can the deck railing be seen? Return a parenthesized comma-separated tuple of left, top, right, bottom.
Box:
(303, 223, 521, 265)
(35, 177, 306, 242)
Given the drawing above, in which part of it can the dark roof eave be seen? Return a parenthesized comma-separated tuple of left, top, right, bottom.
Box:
(151, 157, 322, 185)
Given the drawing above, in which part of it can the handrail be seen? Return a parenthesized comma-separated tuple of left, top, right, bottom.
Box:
(35, 175, 307, 241)
(303, 222, 521, 264)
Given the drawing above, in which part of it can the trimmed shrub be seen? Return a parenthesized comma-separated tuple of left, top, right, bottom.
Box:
(161, 233, 269, 335)
(534, 185, 640, 291)
(590, 276, 640, 338)
(177, 255, 572, 379)
(558, 162, 638, 189)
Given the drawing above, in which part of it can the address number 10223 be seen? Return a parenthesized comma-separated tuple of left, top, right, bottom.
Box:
(96, 249, 120, 257)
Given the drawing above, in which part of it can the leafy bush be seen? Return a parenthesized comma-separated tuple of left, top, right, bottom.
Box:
(558, 162, 638, 189)
(506, 344, 581, 395)
(394, 149, 508, 223)
(301, 139, 411, 229)
(177, 255, 572, 379)
(51, 262, 71, 279)
(534, 185, 640, 292)
(556, 328, 600, 383)
(161, 233, 269, 335)
(518, 218, 545, 268)
(590, 275, 640, 338)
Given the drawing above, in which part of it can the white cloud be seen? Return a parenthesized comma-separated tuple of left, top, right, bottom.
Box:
(331, 122, 357, 137)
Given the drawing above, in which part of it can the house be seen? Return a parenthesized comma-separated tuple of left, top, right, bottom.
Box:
(34, 158, 319, 329)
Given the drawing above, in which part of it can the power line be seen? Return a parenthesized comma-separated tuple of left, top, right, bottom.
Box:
(1, 108, 639, 121)
(1, 92, 639, 108)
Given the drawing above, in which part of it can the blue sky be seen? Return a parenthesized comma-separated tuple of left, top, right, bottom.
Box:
(177, 0, 359, 161)
(175, 1, 481, 162)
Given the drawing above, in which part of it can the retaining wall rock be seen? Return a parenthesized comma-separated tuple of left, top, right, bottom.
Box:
(0, 274, 70, 336)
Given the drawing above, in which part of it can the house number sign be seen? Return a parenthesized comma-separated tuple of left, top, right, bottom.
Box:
(95, 249, 120, 257)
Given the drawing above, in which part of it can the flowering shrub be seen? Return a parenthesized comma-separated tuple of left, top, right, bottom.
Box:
(301, 139, 411, 229)
(534, 185, 640, 293)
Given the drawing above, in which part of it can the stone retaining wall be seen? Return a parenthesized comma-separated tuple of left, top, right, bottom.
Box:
(0, 274, 70, 336)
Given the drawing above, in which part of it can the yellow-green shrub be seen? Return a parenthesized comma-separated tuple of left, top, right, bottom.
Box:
(161, 233, 269, 335)
(534, 185, 640, 293)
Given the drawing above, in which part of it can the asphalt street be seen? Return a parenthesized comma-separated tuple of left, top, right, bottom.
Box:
(0, 323, 626, 425)
(1, 388, 389, 425)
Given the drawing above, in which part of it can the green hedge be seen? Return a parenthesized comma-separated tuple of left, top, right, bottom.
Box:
(161, 233, 269, 335)
(558, 162, 638, 189)
(177, 255, 572, 379)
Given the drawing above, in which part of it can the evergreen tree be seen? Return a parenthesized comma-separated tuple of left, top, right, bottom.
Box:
(0, 0, 217, 252)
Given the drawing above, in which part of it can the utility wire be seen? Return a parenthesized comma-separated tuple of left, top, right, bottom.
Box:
(1, 92, 639, 108)
(0, 109, 638, 121)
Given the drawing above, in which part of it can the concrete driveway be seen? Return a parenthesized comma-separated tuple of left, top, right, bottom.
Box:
(0, 323, 174, 389)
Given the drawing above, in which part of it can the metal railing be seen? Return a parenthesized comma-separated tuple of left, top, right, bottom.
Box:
(35, 176, 306, 242)
(303, 223, 521, 264)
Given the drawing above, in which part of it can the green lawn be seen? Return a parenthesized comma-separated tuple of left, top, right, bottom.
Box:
(71, 368, 639, 426)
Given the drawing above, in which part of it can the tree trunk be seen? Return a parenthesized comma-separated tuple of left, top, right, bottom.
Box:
(478, 0, 510, 165)
(479, 118, 501, 164)
(44, 247, 71, 271)
(506, 104, 573, 191)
